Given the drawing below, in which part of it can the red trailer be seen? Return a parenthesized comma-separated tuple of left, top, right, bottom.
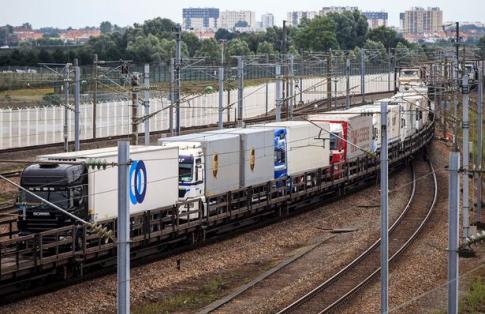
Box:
(308, 113, 373, 175)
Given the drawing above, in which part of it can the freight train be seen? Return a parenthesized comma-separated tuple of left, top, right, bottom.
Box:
(15, 85, 433, 235)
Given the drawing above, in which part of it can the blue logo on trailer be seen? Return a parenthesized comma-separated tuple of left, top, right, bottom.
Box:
(274, 128, 288, 179)
(129, 160, 147, 205)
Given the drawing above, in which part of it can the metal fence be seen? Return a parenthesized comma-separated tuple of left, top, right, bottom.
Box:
(0, 72, 392, 150)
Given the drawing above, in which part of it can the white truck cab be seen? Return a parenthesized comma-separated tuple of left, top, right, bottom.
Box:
(398, 67, 425, 91)
(159, 133, 240, 220)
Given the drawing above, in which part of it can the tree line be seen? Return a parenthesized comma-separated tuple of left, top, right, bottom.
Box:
(0, 11, 483, 67)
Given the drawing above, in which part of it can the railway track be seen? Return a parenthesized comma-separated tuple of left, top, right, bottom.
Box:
(0, 120, 433, 305)
(277, 156, 437, 314)
(0, 170, 20, 225)
(0, 202, 17, 226)
(0, 171, 21, 178)
(199, 163, 416, 313)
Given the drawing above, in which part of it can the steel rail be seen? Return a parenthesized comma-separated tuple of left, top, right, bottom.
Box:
(200, 165, 416, 314)
(278, 158, 437, 314)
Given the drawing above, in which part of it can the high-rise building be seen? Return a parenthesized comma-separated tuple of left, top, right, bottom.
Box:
(402, 7, 443, 34)
(261, 13, 274, 29)
(362, 11, 388, 29)
(287, 11, 317, 26)
(399, 13, 405, 31)
(182, 8, 219, 30)
(319, 6, 358, 15)
(220, 10, 256, 30)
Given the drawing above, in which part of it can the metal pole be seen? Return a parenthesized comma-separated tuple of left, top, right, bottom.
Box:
(462, 74, 470, 238)
(281, 20, 288, 118)
(393, 50, 397, 92)
(282, 20, 287, 55)
(144, 64, 150, 145)
(289, 54, 294, 120)
(447, 151, 460, 314)
(74, 59, 80, 151)
(333, 78, 337, 108)
(131, 76, 138, 145)
(265, 79, 269, 115)
(175, 24, 181, 135)
(453, 87, 458, 149)
(93, 54, 97, 139)
(227, 89, 231, 122)
(361, 48, 365, 104)
(265, 54, 269, 114)
(169, 58, 174, 136)
(326, 50, 332, 102)
(117, 141, 130, 314)
(218, 66, 224, 129)
(63, 64, 70, 152)
(299, 77, 303, 104)
(444, 58, 449, 139)
(476, 64, 483, 225)
(388, 48, 391, 92)
(237, 56, 244, 127)
(346, 58, 350, 109)
(380, 101, 389, 314)
(456, 22, 460, 86)
(275, 64, 282, 122)
(439, 79, 444, 137)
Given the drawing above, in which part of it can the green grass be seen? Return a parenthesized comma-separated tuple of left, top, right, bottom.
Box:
(0, 87, 54, 97)
(0, 87, 54, 107)
(133, 276, 226, 314)
(444, 95, 485, 164)
(132, 258, 278, 314)
(460, 277, 485, 313)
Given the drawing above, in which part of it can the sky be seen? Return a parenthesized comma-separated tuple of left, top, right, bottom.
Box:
(0, 0, 484, 29)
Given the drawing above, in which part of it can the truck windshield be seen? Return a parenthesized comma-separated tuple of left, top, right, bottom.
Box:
(275, 149, 286, 165)
(179, 162, 193, 183)
(402, 70, 418, 77)
(330, 132, 338, 150)
(20, 189, 69, 208)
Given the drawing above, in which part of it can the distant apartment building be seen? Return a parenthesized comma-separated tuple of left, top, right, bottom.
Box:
(319, 6, 358, 15)
(182, 8, 219, 30)
(14, 31, 43, 41)
(261, 13, 274, 29)
(220, 10, 256, 30)
(287, 11, 317, 26)
(59, 29, 101, 44)
(401, 7, 443, 34)
(362, 11, 388, 29)
(399, 13, 405, 31)
(190, 30, 216, 40)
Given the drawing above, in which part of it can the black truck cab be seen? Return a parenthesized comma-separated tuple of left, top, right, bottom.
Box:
(17, 163, 88, 235)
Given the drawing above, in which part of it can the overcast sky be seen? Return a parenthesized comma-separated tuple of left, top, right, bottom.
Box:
(1, 0, 484, 29)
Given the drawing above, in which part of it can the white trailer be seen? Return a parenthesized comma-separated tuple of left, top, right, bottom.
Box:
(392, 93, 429, 132)
(159, 133, 240, 195)
(204, 128, 274, 187)
(38, 145, 179, 222)
(391, 96, 417, 141)
(347, 102, 401, 149)
(253, 121, 330, 176)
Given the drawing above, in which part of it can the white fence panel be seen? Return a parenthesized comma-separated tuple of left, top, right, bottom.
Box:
(0, 73, 393, 150)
